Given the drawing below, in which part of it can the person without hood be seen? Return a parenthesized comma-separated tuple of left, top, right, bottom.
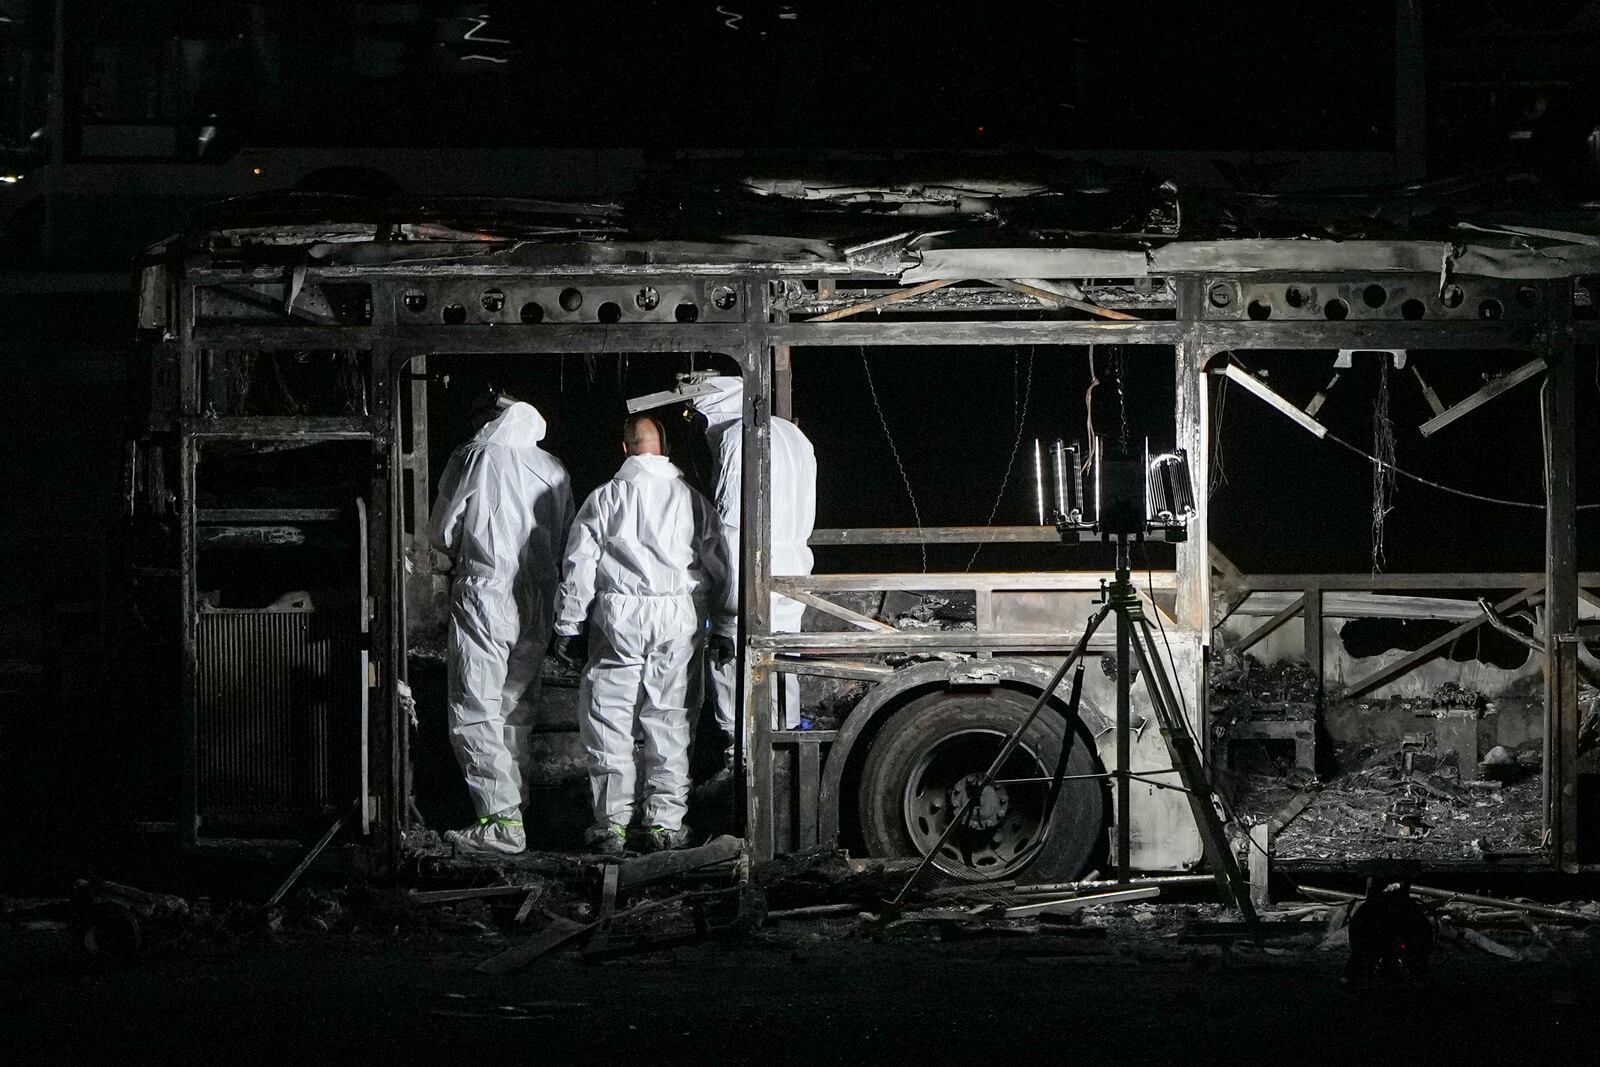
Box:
(552, 415, 733, 855)
(429, 398, 574, 856)
(690, 376, 817, 753)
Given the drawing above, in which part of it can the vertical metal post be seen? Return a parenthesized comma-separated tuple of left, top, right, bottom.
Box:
(1542, 338, 1579, 871)
(177, 271, 199, 847)
(773, 345, 794, 422)
(1173, 328, 1209, 634)
(1304, 585, 1324, 711)
(1115, 540, 1133, 883)
(740, 312, 776, 861)
(369, 345, 402, 866)
(1173, 290, 1211, 755)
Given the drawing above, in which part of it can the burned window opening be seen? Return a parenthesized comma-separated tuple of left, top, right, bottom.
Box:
(1338, 616, 1532, 671)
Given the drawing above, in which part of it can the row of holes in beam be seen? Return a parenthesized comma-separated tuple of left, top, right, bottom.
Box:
(403, 285, 738, 324)
(1220, 282, 1541, 322)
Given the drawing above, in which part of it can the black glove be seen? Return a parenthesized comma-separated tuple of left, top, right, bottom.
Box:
(550, 634, 577, 667)
(710, 634, 736, 667)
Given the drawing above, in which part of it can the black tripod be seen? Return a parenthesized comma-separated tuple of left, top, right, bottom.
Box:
(894, 536, 1258, 927)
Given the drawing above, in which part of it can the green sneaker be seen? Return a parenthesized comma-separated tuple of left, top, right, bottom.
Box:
(585, 822, 628, 857)
(444, 809, 525, 856)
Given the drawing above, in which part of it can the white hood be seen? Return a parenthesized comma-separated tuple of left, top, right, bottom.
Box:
(690, 376, 744, 430)
(616, 453, 683, 484)
(473, 401, 548, 447)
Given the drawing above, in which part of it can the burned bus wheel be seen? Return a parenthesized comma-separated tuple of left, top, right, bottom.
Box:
(856, 689, 1104, 882)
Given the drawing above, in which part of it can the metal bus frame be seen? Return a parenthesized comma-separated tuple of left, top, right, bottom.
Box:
(136, 231, 1594, 875)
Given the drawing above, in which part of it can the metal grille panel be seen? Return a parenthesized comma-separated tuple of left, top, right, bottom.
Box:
(197, 611, 357, 814)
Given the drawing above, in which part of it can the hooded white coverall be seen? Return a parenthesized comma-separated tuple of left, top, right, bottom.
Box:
(554, 453, 731, 833)
(429, 402, 574, 818)
(692, 376, 817, 731)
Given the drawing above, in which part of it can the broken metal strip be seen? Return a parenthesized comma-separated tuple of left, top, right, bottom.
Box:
(1479, 598, 1600, 688)
(1412, 364, 1446, 416)
(1217, 364, 1327, 438)
(1303, 371, 1341, 418)
(1418, 355, 1547, 437)
(984, 278, 1135, 321)
(778, 589, 897, 632)
(1477, 597, 1543, 653)
(771, 656, 894, 681)
(1229, 593, 1306, 654)
(804, 278, 957, 321)
(1340, 584, 1542, 701)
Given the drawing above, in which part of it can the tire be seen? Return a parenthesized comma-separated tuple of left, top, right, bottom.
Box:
(856, 687, 1105, 882)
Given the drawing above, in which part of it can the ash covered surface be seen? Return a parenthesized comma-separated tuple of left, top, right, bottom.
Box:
(1211, 650, 1317, 723)
(1233, 741, 1544, 863)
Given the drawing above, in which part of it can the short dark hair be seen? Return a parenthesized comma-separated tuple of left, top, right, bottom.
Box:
(623, 414, 667, 454)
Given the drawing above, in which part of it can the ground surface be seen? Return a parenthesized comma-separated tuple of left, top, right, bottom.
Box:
(5, 900, 1598, 1063)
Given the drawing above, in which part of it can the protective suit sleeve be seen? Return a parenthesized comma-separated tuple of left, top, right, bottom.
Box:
(713, 427, 742, 576)
(553, 487, 608, 637)
(694, 491, 737, 637)
(427, 446, 483, 564)
(558, 471, 577, 546)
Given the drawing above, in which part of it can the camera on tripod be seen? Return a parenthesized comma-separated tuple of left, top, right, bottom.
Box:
(1035, 437, 1196, 544)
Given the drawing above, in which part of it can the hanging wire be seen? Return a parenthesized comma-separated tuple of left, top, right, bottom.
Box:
(1208, 372, 1229, 496)
(966, 347, 1035, 571)
(1371, 358, 1397, 573)
(1082, 345, 1100, 472)
(1226, 356, 1594, 512)
(861, 347, 927, 572)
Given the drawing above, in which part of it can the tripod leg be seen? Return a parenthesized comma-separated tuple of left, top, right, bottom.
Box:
(1127, 622, 1259, 927)
(891, 600, 1114, 905)
(1115, 607, 1132, 883)
(1136, 616, 1235, 820)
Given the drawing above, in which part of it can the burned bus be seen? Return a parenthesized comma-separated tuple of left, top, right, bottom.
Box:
(122, 188, 1600, 884)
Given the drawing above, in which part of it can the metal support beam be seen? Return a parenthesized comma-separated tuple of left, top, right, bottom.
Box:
(740, 321, 776, 861)
(1230, 593, 1305, 654)
(779, 589, 897, 633)
(773, 344, 793, 421)
(771, 657, 894, 681)
(1217, 364, 1328, 438)
(1418, 356, 1546, 437)
(809, 525, 1058, 545)
(1304, 586, 1324, 709)
(1542, 344, 1579, 871)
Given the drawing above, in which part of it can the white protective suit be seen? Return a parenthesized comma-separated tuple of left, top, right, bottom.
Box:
(429, 402, 574, 818)
(554, 453, 731, 834)
(691, 376, 818, 732)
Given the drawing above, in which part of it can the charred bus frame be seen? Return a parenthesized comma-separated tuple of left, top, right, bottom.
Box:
(131, 229, 1594, 874)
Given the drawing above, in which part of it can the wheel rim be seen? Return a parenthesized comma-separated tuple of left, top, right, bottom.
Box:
(901, 727, 1054, 880)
